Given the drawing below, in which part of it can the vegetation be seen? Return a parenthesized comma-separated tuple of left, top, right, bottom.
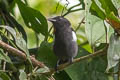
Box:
(0, 0, 120, 80)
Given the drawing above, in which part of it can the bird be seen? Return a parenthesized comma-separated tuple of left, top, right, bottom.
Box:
(48, 16, 78, 70)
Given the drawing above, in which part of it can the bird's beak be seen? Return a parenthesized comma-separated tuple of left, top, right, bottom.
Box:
(47, 18, 56, 22)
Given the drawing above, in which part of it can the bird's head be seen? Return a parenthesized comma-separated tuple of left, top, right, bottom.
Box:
(48, 16, 71, 29)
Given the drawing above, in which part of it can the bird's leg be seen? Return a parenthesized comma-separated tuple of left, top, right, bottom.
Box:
(55, 59, 60, 72)
(68, 57, 73, 64)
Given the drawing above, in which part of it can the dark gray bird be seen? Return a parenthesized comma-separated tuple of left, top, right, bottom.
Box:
(48, 16, 78, 69)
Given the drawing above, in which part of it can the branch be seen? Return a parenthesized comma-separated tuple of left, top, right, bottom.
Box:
(45, 45, 108, 75)
(106, 16, 120, 35)
(0, 40, 108, 76)
(75, 17, 85, 32)
(62, 2, 84, 17)
(62, 8, 84, 17)
(68, 3, 81, 10)
(0, 40, 45, 68)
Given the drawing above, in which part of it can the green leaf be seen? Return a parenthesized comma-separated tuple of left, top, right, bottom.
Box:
(29, 41, 71, 79)
(85, 15, 105, 46)
(86, 0, 106, 46)
(34, 75, 48, 80)
(0, 72, 11, 80)
(0, 25, 32, 70)
(106, 33, 120, 71)
(15, 34, 28, 53)
(54, 71, 71, 80)
(82, 44, 92, 53)
(36, 41, 57, 67)
(90, 0, 106, 19)
(65, 47, 108, 80)
(36, 67, 49, 74)
(111, 0, 120, 9)
(76, 29, 87, 45)
(96, 24, 114, 43)
(90, 0, 117, 18)
(88, 0, 118, 46)
(0, 0, 9, 13)
(19, 69, 27, 80)
(97, 0, 117, 15)
(0, 25, 28, 53)
(0, 49, 12, 63)
(6, 14, 27, 42)
(15, 0, 48, 37)
(107, 12, 120, 23)
(65, 47, 90, 80)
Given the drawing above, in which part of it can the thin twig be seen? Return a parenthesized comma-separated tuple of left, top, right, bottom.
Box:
(55, 0, 62, 13)
(62, 8, 84, 17)
(75, 17, 85, 32)
(47, 25, 54, 41)
(61, 1, 69, 16)
(3, 52, 7, 70)
(0, 40, 46, 68)
(68, 3, 81, 10)
(48, 25, 53, 35)
(62, 2, 83, 17)
(0, 30, 18, 49)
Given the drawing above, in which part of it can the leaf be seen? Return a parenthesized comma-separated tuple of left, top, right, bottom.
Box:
(97, 0, 117, 15)
(90, 0, 117, 18)
(15, 0, 48, 37)
(106, 33, 120, 71)
(82, 44, 92, 53)
(96, 25, 114, 43)
(19, 69, 27, 80)
(36, 41, 56, 67)
(90, 0, 106, 19)
(54, 71, 71, 80)
(0, 25, 16, 38)
(29, 41, 71, 79)
(85, 15, 106, 46)
(107, 12, 120, 24)
(15, 34, 28, 53)
(65, 47, 90, 80)
(0, 72, 11, 80)
(0, 25, 32, 69)
(0, 49, 12, 63)
(6, 14, 27, 42)
(65, 47, 108, 80)
(0, 25, 28, 53)
(36, 67, 50, 74)
(88, 0, 119, 45)
(0, 0, 9, 13)
(86, 0, 106, 46)
(111, 0, 120, 9)
(106, 12, 120, 35)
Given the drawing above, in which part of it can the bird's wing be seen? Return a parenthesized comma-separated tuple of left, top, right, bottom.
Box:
(71, 28, 77, 42)
(72, 31, 77, 41)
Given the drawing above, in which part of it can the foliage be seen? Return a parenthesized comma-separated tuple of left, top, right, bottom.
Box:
(0, 0, 120, 80)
